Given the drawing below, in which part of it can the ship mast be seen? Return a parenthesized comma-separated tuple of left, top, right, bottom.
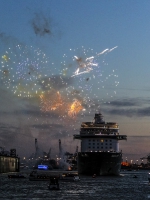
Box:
(35, 138, 39, 159)
(59, 139, 62, 158)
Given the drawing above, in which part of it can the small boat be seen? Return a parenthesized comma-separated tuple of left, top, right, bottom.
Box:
(29, 170, 51, 181)
(133, 175, 137, 178)
(60, 173, 80, 182)
(148, 173, 150, 182)
(92, 174, 96, 178)
(48, 176, 60, 190)
(8, 174, 26, 179)
(29, 170, 60, 181)
(74, 175, 80, 181)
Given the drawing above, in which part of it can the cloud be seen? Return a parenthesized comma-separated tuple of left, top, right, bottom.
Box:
(0, 32, 15, 44)
(0, 123, 22, 148)
(109, 99, 140, 107)
(31, 123, 63, 130)
(137, 107, 150, 117)
(101, 97, 150, 117)
(105, 108, 137, 117)
(0, 31, 24, 48)
(31, 12, 53, 37)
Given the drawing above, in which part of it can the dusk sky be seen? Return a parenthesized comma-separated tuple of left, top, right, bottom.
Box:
(0, 0, 150, 163)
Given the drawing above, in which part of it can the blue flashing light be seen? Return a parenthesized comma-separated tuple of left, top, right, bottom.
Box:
(38, 165, 48, 170)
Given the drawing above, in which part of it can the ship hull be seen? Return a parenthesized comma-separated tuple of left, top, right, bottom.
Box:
(77, 152, 122, 176)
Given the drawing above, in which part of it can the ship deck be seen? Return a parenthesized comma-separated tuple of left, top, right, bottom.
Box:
(74, 134, 127, 140)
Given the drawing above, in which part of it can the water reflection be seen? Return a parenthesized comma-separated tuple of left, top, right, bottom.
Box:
(0, 171, 150, 199)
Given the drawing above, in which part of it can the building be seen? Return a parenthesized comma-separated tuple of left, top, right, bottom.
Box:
(0, 149, 20, 173)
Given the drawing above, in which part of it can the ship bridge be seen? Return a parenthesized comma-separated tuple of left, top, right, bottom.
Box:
(73, 134, 127, 140)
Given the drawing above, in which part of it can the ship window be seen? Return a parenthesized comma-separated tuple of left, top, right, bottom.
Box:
(110, 140, 112, 142)
(101, 147, 103, 149)
(105, 143, 107, 145)
(110, 143, 112, 145)
(89, 139, 91, 141)
(97, 146, 99, 149)
(100, 139, 103, 143)
(106, 140, 107, 142)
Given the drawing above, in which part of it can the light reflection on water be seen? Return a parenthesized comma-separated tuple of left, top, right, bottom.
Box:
(0, 170, 150, 199)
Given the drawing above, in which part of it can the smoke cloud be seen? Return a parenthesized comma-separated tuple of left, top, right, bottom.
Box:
(31, 12, 53, 37)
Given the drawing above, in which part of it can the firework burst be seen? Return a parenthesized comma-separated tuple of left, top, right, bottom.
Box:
(0, 45, 49, 97)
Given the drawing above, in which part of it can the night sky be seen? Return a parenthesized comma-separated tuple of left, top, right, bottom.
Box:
(0, 0, 150, 163)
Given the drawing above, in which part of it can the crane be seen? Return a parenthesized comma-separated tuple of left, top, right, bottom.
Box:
(140, 154, 150, 163)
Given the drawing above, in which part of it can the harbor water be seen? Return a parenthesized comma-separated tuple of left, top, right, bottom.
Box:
(0, 170, 150, 200)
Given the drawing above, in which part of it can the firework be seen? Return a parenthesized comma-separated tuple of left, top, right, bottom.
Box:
(2, 55, 9, 62)
(38, 46, 119, 118)
(40, 90, 64, 112)
(0, 45, 49, 97)
(40, 89, 84, 118)
(0, 43, 119, 119)
(71, 46, 117, 77)
(68, 99, 83, 117)
(59, 46, 119, 114)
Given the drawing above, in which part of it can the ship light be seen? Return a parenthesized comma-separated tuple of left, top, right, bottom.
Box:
(68, 166, 72, 171)
(38, 165, 48, 170)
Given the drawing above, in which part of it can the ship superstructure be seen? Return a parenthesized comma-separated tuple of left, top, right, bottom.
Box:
(74, 113, 127, 175)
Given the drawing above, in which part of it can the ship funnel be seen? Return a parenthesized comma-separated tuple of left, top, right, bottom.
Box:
(94, 113, 105, 124)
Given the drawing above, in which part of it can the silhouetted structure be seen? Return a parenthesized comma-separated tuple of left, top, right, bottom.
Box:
(0, 148, 20, 173)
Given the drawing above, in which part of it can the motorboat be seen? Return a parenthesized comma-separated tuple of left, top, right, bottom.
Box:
(29, 170, 61, 181)
(8, 174, 26, 179)
(92, 174, 97, 178)
(48, 176, 60, 190)
(148, 173, 150, 182)
(74, 175, 80, 181)
(29, 170, 52, 181)
(133, 175, 137, 178)
(60, 173, 80, 182)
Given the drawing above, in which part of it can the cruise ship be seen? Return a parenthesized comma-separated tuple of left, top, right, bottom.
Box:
(73, 113, 127, 175)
